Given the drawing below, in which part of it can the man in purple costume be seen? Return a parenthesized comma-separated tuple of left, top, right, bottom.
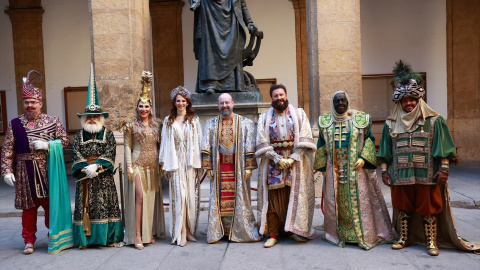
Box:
(1, 70, 69, 255)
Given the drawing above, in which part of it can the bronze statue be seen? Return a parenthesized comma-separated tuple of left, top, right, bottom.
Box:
(191, 0, 262, 94)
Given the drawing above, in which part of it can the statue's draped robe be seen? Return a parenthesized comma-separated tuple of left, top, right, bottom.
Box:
(72, 128, 124, 246)
(256, 105, 317, 239)
(192, 0, 253, 92)
(123, 119, 166, 245)
(1, 114, 69, 209)
(378, 115, 480, 253)
(159, 116, 202, 245)
(201, 114, 261, 243)
(314, 111, 397, 250)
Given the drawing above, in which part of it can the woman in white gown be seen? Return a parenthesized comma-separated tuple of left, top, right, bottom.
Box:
(124, 72, 165, 249)
(159, 86, 202, 247)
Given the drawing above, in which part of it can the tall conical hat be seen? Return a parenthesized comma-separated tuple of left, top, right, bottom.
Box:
(77, 63, 109, 118)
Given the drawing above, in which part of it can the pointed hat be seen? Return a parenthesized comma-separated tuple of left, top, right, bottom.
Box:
(77, 63, 109, 118)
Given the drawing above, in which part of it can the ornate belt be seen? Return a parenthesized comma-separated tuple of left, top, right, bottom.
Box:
(271, 139, 294, 151)
(86, 156, 99, 164)
(17, 153, 44, 161)
(220, 153, 235, 164)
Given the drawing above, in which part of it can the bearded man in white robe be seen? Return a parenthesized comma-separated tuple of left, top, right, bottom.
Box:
(256, 84, 317, 248)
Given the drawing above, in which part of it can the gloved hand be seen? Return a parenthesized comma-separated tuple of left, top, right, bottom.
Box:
(245, 169, 252, 181)
(354, 158, 365, 169)
(433, 170, 449, 185)
(207, 169, 214, 180)
(85, 164, 98, 179)
(285, 158, 295, 169)
(4, 173, 15, 186)
(277, 158, 289, 170)
(127, 163, 134, 182)
(382, 172, 392, 187)
(30, 141, 49, 150)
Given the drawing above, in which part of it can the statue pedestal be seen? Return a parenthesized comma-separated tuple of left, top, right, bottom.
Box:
(191, 91, 269, 125)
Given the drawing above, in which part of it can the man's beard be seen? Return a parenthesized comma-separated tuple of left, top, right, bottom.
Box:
(81, 116, 104, 134)
(272, 99, 289, 112)
(219, 107, 233, 117)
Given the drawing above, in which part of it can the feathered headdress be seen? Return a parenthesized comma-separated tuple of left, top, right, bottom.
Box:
(391, 60, 425, 102)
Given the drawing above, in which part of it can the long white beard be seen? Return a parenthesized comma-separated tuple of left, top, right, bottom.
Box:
(81, 115, 104, 134)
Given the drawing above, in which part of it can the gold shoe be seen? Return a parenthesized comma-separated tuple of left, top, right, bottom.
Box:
(423, 215, 439, 256)
(289, 234, 307, 242)
(23, 243, 34, 255)
(392, 211, 410, 250)
(179, 240, 187, 247)
(187, 235, 197, 242)
(264, 238, 278, 248)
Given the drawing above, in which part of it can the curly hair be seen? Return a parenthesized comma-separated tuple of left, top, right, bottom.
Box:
(167, 93, 196, 126)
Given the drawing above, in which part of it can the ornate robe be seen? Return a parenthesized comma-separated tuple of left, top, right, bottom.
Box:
(201, 114, 260, 243)
(72, 128, 124, 246)
(1, 113, 69, 209)
(123, 119, 165, 245)
(159, 116, 202, 245)
(256, 105, 317, 239)
(314, 111, 397, 250)
(378, 115, 480, 252)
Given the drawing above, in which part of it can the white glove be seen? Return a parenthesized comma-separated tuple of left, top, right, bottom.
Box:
(85, 164, 98, 178)
(4, 173, 15, 186)
(31, 141, 49, 150)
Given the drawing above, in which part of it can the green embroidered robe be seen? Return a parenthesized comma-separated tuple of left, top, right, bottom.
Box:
(314, 111, 397, 250)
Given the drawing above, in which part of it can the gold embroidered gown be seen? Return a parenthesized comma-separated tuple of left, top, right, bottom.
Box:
(124, 119, 166, 245)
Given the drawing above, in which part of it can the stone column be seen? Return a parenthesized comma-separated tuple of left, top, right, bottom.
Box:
(447, 0, 480, 161)
(292, 0, 309, 118)
(5, 1, 47, 115)
(150, 0, 185, 119)
(309, 0, 363, 116)
(89, 0, 153, 190)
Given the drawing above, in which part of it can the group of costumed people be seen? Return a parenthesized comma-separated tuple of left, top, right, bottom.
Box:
(2, 60, 479, 257)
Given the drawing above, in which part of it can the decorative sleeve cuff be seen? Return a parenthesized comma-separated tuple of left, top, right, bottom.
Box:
(313, 145, 327, 171)
(360, 137, 377, 166)
(266, 150, 282, 164)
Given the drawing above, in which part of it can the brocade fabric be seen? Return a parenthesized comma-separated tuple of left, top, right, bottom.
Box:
(201, 114, 260, 243)
(1, 113, 69, 209)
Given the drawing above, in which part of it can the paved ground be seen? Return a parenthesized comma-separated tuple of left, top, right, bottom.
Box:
(0, 162, 479, 269)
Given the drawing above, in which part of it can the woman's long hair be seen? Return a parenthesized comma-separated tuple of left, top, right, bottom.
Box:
(167, 93, 196, 126)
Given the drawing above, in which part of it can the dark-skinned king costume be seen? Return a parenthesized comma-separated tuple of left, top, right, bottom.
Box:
(377, 60, 480, 255)
(201, 113, 261, 243)
(314, 91, 397, 250)
(72, 65, 124, 247)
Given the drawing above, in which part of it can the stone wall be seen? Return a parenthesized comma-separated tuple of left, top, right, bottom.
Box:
(447, 0, 480, 161)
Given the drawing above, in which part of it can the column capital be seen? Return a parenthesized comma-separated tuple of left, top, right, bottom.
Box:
(150, 0, 185, 16)
(5, 8, 45, 22)
(292, 0, 306, 10)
